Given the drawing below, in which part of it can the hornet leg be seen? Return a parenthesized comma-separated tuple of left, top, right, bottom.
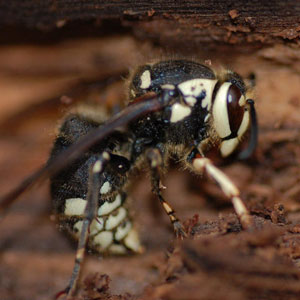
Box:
(65, 152, 110, 299)
(147, 148, 187, 238)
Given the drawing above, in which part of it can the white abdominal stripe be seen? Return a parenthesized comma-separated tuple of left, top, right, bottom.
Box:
(64, 194, 142, 254)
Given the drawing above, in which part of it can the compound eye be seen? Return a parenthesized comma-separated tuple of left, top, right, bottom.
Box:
(227, 84, 245, 134)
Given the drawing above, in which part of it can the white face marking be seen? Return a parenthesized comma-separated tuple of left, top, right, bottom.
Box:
(212, 82, 231, 139)
(115, 221, 132, 241)
(105, 207, 127, 230)
(201, 79, 218, 110)
(220, 138, 239, 157)
(98, 194, 122, 216)
(220, 107, 250, 157)
(124, 229, 143, 253)
(108, 244, 127, 254)
(100, 181, 111, 194)
(170, 103, 191, 123)
(178, 79, 217, 109)
(93, 231, 113, 250)
(237, 109, 250, 138)
(64, 198, 87, 216)
(184, 96, 197, 106)
(140, 70, 151, 89)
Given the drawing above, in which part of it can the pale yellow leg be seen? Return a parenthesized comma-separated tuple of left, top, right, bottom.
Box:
(192, 157, 252, 229)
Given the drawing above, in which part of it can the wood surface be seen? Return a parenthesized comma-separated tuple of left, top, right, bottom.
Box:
(0, 1, 299, 47)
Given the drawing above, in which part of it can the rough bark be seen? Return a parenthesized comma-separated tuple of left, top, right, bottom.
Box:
(0, 1, 300, 47)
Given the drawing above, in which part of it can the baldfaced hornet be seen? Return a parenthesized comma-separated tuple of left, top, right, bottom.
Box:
(0, 59, 258, 298)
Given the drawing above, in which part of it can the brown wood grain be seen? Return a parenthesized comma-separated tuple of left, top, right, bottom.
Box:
(0, 1, 299, 47)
